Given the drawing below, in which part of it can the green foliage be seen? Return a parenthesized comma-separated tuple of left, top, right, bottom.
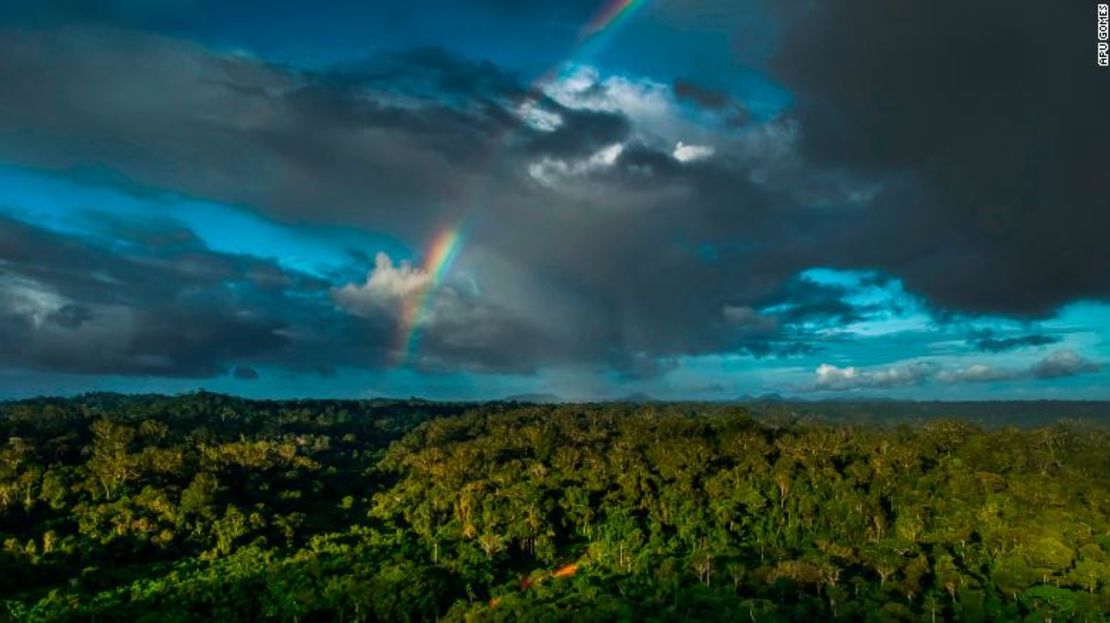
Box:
(0, 394, 1108, 621)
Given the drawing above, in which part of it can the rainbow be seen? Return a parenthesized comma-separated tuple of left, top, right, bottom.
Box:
(523, 0, 651, 95)
(579, 0, 648, 42)
(394, 226, 465, 363)
(392, 1, 650, 366)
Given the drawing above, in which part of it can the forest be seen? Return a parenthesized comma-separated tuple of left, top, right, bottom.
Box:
(0, 393, 1108, 621)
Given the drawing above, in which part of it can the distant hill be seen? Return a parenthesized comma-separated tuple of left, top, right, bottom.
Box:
(501, 392, 563, 404)
(3, 392, 1109, 429)
(735, 392, 785, 403)
(612, 392, 658, 404)
(738, 399, 1110, 428)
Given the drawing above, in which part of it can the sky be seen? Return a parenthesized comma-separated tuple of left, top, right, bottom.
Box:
(0, 0, 1108, 401)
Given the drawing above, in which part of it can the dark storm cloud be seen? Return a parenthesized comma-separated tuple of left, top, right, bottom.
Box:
(1, 12, 1103, 382)
(673, 78, 750, 126)
(0, 25, 834, 376)
(0, 0, 193, 27)
(524, 108, 630, 158)
(771, 0, 1110, 317)
(0, 214, 392, 377)
(463, 0, 599, 11)
(0, 29, 522, 237)
(673, 79, 729, 110)
(232, 365, 260, 380)
(0, 211, 585, 377)
(754, 276, 862, 327)
(968, 329, 1059, 353)
(46, 304, 95, 329)
(383, 47, 528, 95)
(0, 29, 659, 238)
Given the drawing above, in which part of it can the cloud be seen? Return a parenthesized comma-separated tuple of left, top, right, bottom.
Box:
(537, 65, 758, 168)
(756, 276, 863, 328)
(935, 364, 1019, 384)
(811, 350, 1101, 391)
(937, 350, 1101, 384)
(0, 28, 861, 377)
(721, 305, 776, 331)
(232, 365, 260, 380)
(672, 79, 729, 111)
(0, 18, 1105, 384)
(0, 214, 393, 377)
(527, 143, 625, 187)
(672, 78, 750, 126)
(673, 142, 714, 163)
(332, 251, 571, 373)
(772, 0, 1110, 316)
(0, 31, 540, 237)
(1030, 350, 1102, 379)
(332, 253, 431, 316)
(968, 329, 1059, 353)
(811, 361, 935, 391)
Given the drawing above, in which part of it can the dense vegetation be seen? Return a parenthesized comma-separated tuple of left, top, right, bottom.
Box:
(1, 394, 1108, 621)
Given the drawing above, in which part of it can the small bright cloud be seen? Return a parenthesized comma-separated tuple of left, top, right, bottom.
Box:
(528, 143, 625, 187)
(516, 100, 563, 132)
(673, 141, 714, 162)
(1030, 349, 1101, 379)
(333, 252, 429, 316)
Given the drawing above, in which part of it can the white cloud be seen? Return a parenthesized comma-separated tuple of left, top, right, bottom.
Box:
(811, 361, 935, 391)
(528, 143, 625, 187)
(332, 252, 430, 316)
(673, 141, 714, 162)
(591, 143, 624, 166)
(813, 363, 861, 390)
(0, 275, 67, 329)
(535, 65, 868, 209)
(809, 349, 1102, 392)
(543, 66, 671, 120)
(516, 100, 563, 132)
(936, 363, 1017, 384)
(540, 65, 726, 157)
(330, 251, 567, 373)
(938, 350, 1101, 384)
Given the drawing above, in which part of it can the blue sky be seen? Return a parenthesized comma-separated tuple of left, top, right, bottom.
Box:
(0, 0, 1106, 400)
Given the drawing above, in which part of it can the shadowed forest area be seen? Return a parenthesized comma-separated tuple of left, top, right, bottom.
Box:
(0, 393, 1108, 621)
